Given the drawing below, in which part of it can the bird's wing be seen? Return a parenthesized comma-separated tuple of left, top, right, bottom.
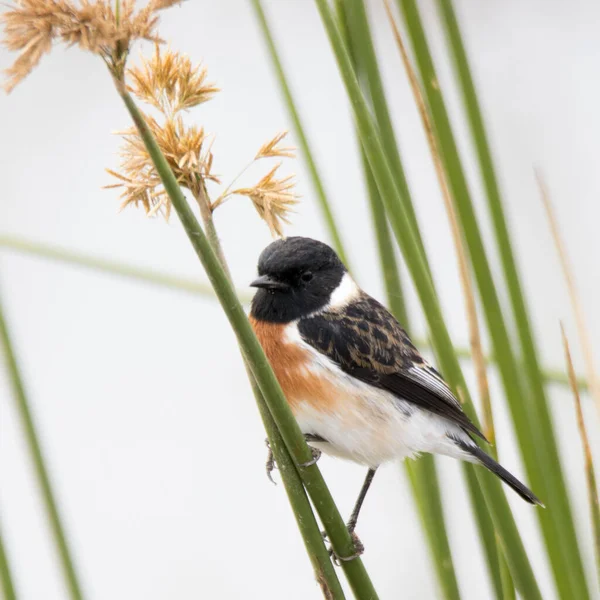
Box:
(297, 293, 486, 440)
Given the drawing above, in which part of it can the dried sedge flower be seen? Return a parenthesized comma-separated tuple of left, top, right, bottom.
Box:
(106, 111, 219, 219)
(255, 131, 295, 160)
(231, 163, 298, 237)
(1, 0, 181, 92)
(128, 45, 219, 115)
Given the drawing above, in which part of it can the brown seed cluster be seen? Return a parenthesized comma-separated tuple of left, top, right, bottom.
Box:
(0, 0, 181, 92)
(109, 45, 298, 235)
(106, 46, 220, 218)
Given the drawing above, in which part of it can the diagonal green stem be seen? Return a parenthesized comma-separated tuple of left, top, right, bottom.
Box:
(194, 169, 344, 599)
(116, 84, 379, 599)
(334, 0, 432, 285)
(313, 2, 541, 597)
(1, 235, 585, 390)
(0, 521, 18, 600)
(250, 0, 350, 267)
(398, 2, 588, 598)
(0, 293, 85, 600)
(350, 29, 461, 599)
(251, 379, 346, 599)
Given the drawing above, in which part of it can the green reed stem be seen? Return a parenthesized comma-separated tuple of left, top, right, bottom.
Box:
(1, 235, 584, 390)
(0, 293, 84, 600)
(116, 84, 379, 599)
(251, 379, 346, 599)
(354, 51, 461, 600)
(250, 0, 350, 267)
(335, 0, 432, 283)
(313, 2, 541, 597)
(0, 522, 18, 600)
(398, 3, 588, 598)
(196, 169, 344, 599)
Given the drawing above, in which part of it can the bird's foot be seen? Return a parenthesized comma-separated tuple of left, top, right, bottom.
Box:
(299, 446, 322, 468)
(321, 528, 365, 565)
(265, 438, 277, 485)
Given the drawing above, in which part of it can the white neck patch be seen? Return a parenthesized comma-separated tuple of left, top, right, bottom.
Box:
(327, 273, 360, 310)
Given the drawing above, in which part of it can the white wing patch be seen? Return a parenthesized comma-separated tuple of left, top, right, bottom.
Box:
(406, 365, 462, 410)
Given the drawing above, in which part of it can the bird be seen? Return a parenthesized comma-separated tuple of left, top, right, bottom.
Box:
(249, 236, 541, 555)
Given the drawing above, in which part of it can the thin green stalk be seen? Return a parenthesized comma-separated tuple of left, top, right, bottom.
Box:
(337, 0, 432, 284)
(1, 235, 585, 390)
(0, 235, 252, 304)
(0, 294, 84, 600)
(435, 0, 590, 400)
(313, 2, 541, 597)
(250, 0, 349, 267)
(361, 129, 461, 600)
(562, 325, 600, 584)
(195, 168, 344, 599)
(0, 522, 18, 600)
(251, 380, 346, 599)
(380, 5, 512, 595)
(116, 84, 379, 599)
(361, 152, 408, 330)
(398, 3, 588, 598)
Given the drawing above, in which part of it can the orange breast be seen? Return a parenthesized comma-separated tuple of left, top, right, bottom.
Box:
(249, 316, 338, 413)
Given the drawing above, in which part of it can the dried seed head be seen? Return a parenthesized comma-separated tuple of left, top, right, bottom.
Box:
(232, 162, 299, 237)
(1, 0, 182, 92)
(255, 131, 295, 160)
(128, 45, 219, 115)
(106, 110, 219, 219)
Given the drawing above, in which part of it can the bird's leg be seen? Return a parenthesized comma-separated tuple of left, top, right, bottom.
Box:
(324, 468, 377, 565)
(347, 468, 377, 533)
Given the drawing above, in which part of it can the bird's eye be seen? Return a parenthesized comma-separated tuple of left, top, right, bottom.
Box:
(301, 271, 313, 283)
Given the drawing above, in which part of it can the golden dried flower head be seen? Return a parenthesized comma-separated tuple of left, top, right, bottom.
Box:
(231, 162, 299, 237)
(1, 0, 182, 92)
(255, 131, 295, 160)
(128, 45, 219, 115)
(106, 110, 219, 219)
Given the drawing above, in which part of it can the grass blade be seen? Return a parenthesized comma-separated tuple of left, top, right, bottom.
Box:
(0, 234, 249, 300)
(397, 2, 589, 597)
(561, 325, 600, 583)
(342, 5, 461, 597)
(361, 147, 461, 600)
(117, 85, 379, 599)
(537, 173, 600, 416)
(0, 293, 85, 600)
(250, 0, 350, 267)
(251, 379, 346, 599)
(381, 4, 512, 595)
(0, 522, 18, 600)
(312, 2, 541, 596)
(1, 234, 585, 389)
(336, 0, 432, 283)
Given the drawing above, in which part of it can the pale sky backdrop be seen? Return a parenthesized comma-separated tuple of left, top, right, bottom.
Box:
(1, 1, 599, 599)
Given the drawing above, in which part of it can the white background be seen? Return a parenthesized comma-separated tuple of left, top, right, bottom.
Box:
(1, 1, 599, 598)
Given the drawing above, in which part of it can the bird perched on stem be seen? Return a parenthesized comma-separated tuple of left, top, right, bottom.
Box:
(249, 237, 541, 558)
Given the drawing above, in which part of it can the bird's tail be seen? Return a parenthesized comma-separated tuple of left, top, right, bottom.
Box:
(461, 442, 543, 506)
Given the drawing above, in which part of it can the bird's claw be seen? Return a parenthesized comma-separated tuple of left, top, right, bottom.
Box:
(321, 529, 365, 565)
(299, 446, 322, 468)
(265, 438, 277, 485)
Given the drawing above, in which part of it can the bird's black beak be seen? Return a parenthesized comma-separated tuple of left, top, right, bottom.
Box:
(250, 274, 290, 291)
